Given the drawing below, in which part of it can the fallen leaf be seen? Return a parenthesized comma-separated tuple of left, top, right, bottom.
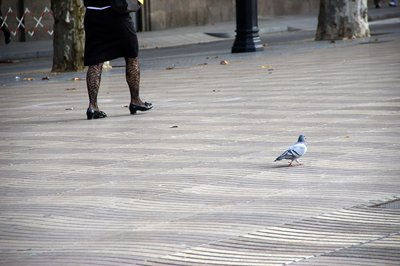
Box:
(65, 107, 74, 111)
(72, 77, 83, 81)
(23, 77, 34, 81)
(170, 125, 178, 128)
(42, 76, 50, 80)
(166, 66, 175, 70)
(261, 65, 273, 71)
(65, 88, 77, 91)
(220, 60, 229, 65)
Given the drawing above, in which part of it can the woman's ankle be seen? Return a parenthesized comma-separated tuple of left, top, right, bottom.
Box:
(88, 104, 98, 110)
(130, 98, 143, 105)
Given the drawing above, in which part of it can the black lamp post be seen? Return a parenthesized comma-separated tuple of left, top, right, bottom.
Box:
(232, 0, 263, 53)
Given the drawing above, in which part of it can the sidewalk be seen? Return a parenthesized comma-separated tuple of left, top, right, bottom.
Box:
(0, 9, 399, 265)
(0, 6, 399, 61)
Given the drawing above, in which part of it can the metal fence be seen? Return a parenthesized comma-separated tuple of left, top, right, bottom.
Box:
(1, 3, 54, 42)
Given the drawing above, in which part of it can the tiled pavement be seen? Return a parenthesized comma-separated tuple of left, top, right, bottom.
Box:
(0, 31, 400, 265)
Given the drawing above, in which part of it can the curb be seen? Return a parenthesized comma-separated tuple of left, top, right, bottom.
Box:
(0, 50, 52, 61)
(369, 8, 400, 21)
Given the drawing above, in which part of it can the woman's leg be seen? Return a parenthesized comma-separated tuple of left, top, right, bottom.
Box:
(125, 57, 152, 114)
(86, 63, 103, 110)
(85, 63, 107, 119)
(125, 57, 142, 105)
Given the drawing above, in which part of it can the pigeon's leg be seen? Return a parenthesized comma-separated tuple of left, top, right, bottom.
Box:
(288, 160, 294, 167)
(296, 159, 302, 165)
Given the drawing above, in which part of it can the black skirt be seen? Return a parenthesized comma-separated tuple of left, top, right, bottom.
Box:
(84, 8, 139, 66)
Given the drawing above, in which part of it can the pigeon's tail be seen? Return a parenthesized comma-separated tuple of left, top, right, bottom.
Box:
(275, 152, 286, 162)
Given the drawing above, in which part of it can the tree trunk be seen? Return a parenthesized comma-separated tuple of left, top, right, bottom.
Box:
(51, 0, 85, 72)
(316, 0, 370, 41)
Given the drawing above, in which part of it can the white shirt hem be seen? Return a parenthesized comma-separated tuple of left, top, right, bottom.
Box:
(86, 6, 111, 10)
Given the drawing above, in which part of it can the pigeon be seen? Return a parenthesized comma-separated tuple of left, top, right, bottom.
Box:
(275, 135, 307, 166)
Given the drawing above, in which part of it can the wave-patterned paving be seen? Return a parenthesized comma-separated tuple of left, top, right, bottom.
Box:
(1, 31, 400, 265)
(145, 205, 400, 265)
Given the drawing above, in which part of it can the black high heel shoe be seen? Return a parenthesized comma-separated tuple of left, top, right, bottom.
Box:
(129, 102, 153, 115)
(86, 108, 107, 120)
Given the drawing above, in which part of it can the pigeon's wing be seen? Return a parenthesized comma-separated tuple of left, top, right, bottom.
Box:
(275, 143, 307, 161)
(275, 148, 298, 161)
(289, 142, 307, 157)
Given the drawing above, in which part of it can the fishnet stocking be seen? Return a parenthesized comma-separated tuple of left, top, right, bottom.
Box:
(86, 63, 103, 109)
(125, 57, 143, 105)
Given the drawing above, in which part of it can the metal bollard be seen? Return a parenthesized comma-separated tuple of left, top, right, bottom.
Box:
(232, 0, 263, 53)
